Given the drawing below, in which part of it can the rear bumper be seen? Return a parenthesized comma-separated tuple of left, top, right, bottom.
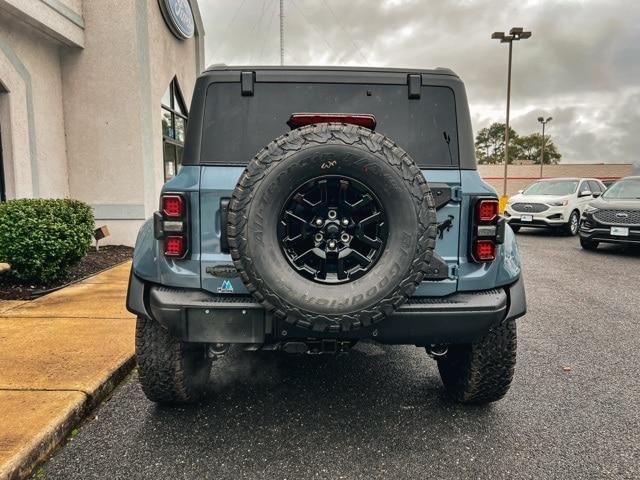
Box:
(127, 273, 526, 345)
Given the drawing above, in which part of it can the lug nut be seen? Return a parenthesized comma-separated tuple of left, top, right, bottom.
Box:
(340, 233, 350, 243)
(315, 218, 323, 226)
(328, 210, 337, 220)
(341, 218, 349, 227)
(328, 240, 337, 249)
(314, 233, 323, 242)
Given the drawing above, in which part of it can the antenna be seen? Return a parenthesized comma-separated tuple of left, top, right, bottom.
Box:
(279, 0, 284, 65)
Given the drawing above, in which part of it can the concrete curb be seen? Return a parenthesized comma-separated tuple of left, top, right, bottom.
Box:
(1, 356, 136, 480)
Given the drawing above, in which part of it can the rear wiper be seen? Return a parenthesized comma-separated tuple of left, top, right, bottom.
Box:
(443, 131, 453, 165)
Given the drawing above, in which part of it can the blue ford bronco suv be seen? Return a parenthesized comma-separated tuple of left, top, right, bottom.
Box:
(127, 66, 526, 405)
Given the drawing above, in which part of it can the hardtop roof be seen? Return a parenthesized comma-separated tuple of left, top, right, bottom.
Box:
(204, 64, 458, 77)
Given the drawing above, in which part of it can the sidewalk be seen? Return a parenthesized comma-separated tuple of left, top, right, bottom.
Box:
(0, 262, 135, 480)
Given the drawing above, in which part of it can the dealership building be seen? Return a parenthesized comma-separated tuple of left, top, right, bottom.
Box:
(0, 0, 204, 244)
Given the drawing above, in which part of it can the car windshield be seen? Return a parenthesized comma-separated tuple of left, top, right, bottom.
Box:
(602, 179, 640, 199)
(523, 180, 578, 196)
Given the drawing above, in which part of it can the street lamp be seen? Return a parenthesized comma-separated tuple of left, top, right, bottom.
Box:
(537, 116, 552, 178)
(491, 27, 532, 205)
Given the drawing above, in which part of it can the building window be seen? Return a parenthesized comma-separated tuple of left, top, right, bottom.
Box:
(161, 78, 188, 181)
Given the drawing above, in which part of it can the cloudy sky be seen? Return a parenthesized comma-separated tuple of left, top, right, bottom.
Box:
(198, 0, 640, 167)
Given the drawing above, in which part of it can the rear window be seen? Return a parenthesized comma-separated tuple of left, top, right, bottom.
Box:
(200, 82, 458, 168)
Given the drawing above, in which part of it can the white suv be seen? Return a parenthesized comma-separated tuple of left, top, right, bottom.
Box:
(505, 177, 606, 235)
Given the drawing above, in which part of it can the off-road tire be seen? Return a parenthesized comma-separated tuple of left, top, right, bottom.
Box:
(580, 237, 599, 250)
(136, 316, 212, 404)
(227, 123, 438, 333)
(436, 319, 517, 404)
(562, 210, 580, 236)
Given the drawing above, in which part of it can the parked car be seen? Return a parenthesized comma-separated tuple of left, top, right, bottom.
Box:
(601, 179, 617, 189)
(126, 66, 526, 406)
(504, 177, 606, 235)
(579, 176, 640, 250)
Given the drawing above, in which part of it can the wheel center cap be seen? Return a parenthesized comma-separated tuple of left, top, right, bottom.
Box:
(326, 224, 340, 237)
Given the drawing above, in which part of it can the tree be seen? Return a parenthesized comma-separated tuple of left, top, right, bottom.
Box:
(474, 122, 522, 164)
(514, 133, 561, 165)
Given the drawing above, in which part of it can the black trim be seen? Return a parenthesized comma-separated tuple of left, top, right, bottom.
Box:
(240, 71, 255, 96)
(504, 275, 526, 321)
(407, 74, 421, 99)
(126, 270, 150, 320)
(219, 197, 230, 253)
(422, 253, 451, 280)
(507, 218, 564, 229)
(430, 183, 457, 210)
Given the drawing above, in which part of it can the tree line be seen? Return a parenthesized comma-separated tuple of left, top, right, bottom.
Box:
(475, 122, 561, 165)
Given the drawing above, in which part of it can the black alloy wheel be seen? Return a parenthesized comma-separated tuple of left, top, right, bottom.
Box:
(278, 175, 388, 284)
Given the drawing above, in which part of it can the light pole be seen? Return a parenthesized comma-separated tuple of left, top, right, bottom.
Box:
(491, 27, 532, 205)
(537, 116, 552, 178)
(279, 0, 285, 66)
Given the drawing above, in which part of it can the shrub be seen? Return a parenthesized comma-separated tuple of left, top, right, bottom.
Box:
(0, 199, 94, 282)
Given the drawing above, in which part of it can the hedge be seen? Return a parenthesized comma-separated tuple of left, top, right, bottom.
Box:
(0, 199, 94, 282)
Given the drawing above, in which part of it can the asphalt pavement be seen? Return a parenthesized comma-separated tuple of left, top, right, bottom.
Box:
(36, 231, 640, 479)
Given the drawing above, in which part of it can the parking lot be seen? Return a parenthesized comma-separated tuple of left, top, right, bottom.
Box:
(37, 232, 640, 480)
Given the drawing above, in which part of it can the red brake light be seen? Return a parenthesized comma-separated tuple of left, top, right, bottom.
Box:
(474, 240, 496, 261)
(162, 195, 184, 218)
(287, 113, 376, 130)
(477, 199, 499, 222)
(164, 236, 186, 257)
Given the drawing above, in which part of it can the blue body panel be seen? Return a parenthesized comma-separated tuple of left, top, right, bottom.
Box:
(132, 166, 521, 295)
(199, 166, 246, 295)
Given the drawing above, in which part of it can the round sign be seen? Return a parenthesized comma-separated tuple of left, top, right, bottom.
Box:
(159, 0, 195, 40)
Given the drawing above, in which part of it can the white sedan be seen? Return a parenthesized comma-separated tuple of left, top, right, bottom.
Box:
(504, 178, 606, 235)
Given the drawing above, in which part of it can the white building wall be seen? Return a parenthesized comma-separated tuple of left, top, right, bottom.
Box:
(0, 12, 70, 199)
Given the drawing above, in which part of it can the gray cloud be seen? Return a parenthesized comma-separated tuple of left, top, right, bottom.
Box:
(198, 0, 640, 166)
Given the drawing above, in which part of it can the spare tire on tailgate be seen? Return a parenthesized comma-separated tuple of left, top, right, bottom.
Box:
(227, 123, 437, 332)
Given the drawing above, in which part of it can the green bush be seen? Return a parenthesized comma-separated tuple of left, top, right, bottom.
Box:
(0, 199, 94, 282)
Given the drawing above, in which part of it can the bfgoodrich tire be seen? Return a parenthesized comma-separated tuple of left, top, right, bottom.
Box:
(436, 319, 517, 404)
(136, 316, 212, 404)
(227, 123, 438, 333)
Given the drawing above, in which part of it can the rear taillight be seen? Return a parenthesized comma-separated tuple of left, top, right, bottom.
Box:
(477, 199, 499, 222)
(471, 198, 503, 263)
(474, 240, 496, 261)
(157, 193, 189, 259)
(287, 113, 377, 130)
(164, 236, 186, 257)
(162, 195, 184, 217)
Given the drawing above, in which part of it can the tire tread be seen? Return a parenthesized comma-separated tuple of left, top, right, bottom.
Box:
(437, 320, 517, 404)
